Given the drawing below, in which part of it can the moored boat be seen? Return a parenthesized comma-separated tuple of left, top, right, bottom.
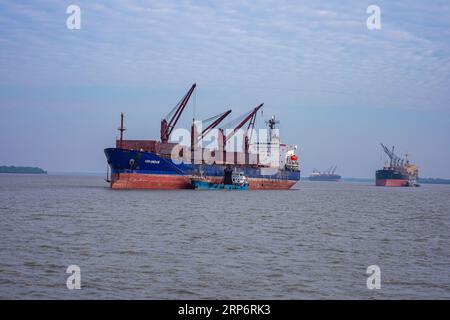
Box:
(191, 167, 249, 190)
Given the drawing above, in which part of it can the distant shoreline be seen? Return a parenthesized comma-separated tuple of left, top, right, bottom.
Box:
(418, 178, 450, 185)
(0, 166, 47, 174)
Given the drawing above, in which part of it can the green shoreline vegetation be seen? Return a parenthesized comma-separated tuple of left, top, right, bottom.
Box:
(418, 178, 450, 185)
(0, 166, 47, 174)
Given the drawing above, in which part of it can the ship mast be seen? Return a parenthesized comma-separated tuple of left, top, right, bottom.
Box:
(118, 112, 126, 149)
(265, 115, 280, 144)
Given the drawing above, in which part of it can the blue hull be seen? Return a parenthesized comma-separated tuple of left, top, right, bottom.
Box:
(192, 180, 249, 190)
(104, 148, 300, 189)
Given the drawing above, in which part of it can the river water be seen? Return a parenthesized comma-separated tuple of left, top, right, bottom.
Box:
(0, 174, 449, 299)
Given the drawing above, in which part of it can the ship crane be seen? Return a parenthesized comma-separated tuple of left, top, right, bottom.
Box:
(244, 104, 263, 147)
(381, 143, 402, 167)
(198, 109, 232, 141)
(160, 83, 196, 143)
(324, 166, 333, 174)
(217, 104, 263, 165)
(221, 103, 264, 143)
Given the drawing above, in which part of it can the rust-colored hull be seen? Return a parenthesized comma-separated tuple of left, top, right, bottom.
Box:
(375, 179, 409, 187)
(248, 178, 297, 190)
(110, 173, 297, 190)
(110, 173, 192, 189)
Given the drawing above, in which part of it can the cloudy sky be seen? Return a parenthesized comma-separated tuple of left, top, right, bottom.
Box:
(1, 0, 449, 177)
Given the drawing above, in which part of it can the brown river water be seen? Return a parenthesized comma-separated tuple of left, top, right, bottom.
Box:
(0, 174, 449, 299)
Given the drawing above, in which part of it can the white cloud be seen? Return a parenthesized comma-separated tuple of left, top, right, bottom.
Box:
(0, 0, 449, 110)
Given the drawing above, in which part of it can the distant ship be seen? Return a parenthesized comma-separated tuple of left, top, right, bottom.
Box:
(309, 166, 341, 181)
(376, 144, 419, 187)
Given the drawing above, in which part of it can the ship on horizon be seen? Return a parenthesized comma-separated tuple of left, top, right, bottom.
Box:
(376, 143, 419, 187)
(104, 84, 300, 190)
(308, 166, 341, 181)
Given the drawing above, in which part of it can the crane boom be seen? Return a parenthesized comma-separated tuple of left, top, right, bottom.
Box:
(199, 109, 232, 140)
(160, 83, 196, 143)
(381, 143, 401, 167)
(224, 103, 263, 143)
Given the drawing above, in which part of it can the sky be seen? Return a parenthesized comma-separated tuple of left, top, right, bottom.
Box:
(0, 0, 449, 178)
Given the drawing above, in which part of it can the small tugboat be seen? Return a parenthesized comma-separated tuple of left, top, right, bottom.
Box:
(191, 167, 249, 190)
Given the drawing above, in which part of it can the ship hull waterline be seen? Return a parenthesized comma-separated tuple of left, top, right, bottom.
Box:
(375, 179, 409, 187)
(109, 173, 297, 190)
(375, 168, 411, 187)
(105, 148, 300, 190)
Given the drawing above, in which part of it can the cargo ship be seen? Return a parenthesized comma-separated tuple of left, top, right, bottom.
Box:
(308, 166, 341, 181)
(104, 84, 300, 190)
(376, 144, 419, 187)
